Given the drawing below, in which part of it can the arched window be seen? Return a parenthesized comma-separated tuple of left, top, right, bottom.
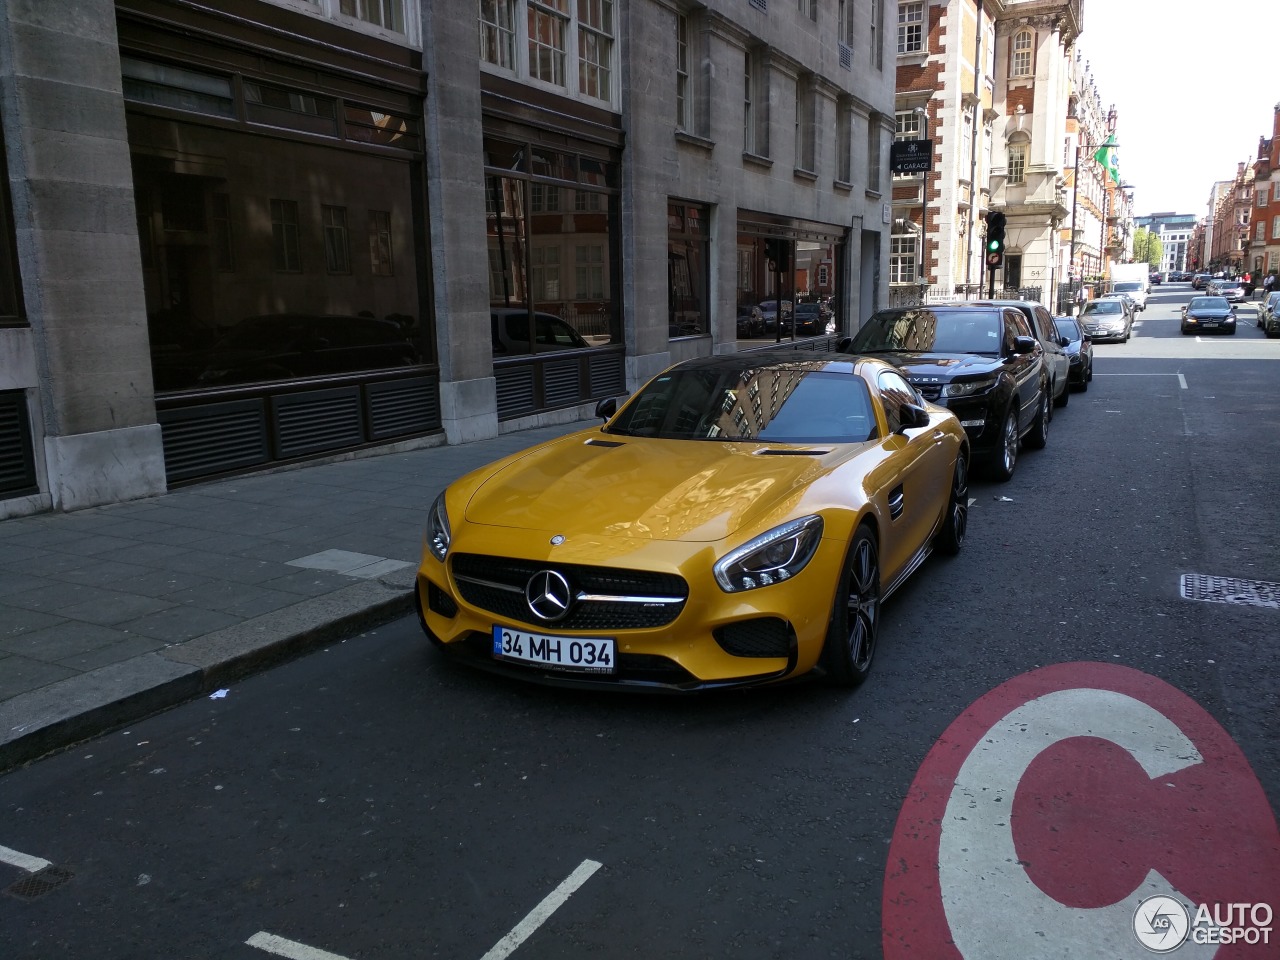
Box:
(1010, 29, 1033, 77)
(1007, 140, 1028, 185)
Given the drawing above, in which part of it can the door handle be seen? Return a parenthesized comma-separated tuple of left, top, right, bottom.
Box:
(932, 430, 945, 442)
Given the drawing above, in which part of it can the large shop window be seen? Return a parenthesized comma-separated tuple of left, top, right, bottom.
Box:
(736, 228, 841, 344)
(0, 111, 26, 328)
(668, 202, 710, 339)
(483, 136, 620, 356)
(125, 63, 427, 394)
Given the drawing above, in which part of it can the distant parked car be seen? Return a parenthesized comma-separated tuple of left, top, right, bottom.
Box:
(1208, 278, 1246, 302)
(491, 308, 590, 355)
(1054, 316, 1093, 391)
(1149, 272, 1163, 285)
(793, 302, 825, 335)
(736, 305, 764, 338)
(1180, 296, 1236, 335)
(1079, 298, 1133, 343)
(1259, 291, 1280, 337)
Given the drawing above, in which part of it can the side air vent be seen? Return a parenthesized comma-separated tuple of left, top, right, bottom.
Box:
(271, 387, 363, 458)
(755, 448, 831, 456)
(159, 399, 270, 481)
(585, 438, 625, 448)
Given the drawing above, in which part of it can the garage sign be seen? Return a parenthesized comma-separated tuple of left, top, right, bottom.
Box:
(882, 663, 1280, 958)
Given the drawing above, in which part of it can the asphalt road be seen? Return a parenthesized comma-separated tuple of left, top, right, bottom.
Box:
(2, 284, 1277, 960)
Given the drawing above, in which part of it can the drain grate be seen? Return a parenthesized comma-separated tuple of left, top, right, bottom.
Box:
(4, 865, 74, 900)
(1180, 574, 1280, 610)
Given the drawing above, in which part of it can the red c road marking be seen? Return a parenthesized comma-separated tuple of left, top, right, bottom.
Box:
(882, 662, 1280, 958)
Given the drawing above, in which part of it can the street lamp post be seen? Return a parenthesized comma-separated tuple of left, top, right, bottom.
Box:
(915, 106, 929, 298)
(1067, 138, 1121, 308)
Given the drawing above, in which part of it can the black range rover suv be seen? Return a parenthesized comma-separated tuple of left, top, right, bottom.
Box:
(839, 304, 1050, 481)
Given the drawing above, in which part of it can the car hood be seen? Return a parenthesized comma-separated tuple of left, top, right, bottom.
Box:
(463, 432, 859, 542)
(862, 352, 1002, 379)
(1186, 306, 1233, 318)
(1081, 312, 1126, 323)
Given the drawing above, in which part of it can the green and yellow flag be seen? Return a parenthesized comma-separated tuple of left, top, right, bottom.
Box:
(1092, 134, 1119, 184)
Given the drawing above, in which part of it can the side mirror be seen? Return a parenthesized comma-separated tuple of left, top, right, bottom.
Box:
(836, 336, 854, 353)
(1012, 335, 1037, 355)
(595, 396, 619, 420)
(1057, 335, 1070, 348)
(897, 403, 930, 433)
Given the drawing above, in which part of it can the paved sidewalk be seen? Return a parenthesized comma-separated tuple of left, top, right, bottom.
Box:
(0, 418, 589, 771)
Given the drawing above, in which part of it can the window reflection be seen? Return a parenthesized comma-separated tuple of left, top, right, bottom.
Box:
(483, 135, 619, 354)
(735, 229, 843, 343)
(668, 201, 709, 338)
(131, 123, 424, 392)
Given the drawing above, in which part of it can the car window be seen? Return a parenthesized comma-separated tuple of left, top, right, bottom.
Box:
(876, 370, 921, 435)
(1053, 318, 1079, 340)
(848, 308, 1002, 355)
(608, 366, 876, 443)
(1005, 310, 1033, 341)
(1033, 306, 1057, 341)
(1084, 301, 1122, 315)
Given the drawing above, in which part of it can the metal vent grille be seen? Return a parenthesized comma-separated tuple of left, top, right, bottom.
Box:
(0, 390, 38, 497)
(1180, 574, 1280, 610)
(714, 618, 792, 658)
(159, 399, 269, 482)
(272, 387, 363, 459)
(543, 359, 581, 408)
(496, 366, 536, 419)
(5, 866, 74, 900)
(589, 352, 625, 397)
(367, 375, 440, 439)
(839, 42, 852, 70)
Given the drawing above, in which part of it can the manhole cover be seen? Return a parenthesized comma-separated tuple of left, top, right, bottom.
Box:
(4, 865, 74, 900)
(1180, 574, 1280, 610)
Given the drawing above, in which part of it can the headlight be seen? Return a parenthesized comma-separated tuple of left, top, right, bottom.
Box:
(942, 377, 997, 398)
(714, 515, 824, 592)
(425, 491, 451, 562)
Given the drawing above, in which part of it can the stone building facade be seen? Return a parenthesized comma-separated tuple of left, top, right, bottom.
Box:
(0, 0, 895, 517)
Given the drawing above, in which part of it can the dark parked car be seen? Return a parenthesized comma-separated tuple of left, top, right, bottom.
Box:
(1053, 316, 1093, 391)
(793, 302, 825, 335)
(1260, 291, 1280, 337)
(1149, 272, 1163, 285)
(839, 304, 1049, 481)
(1078, 299, 1133, 343)
(736, 304, 764, 337)
(1180, 296, 1236, 335)
(491, 308, 591, 355)
(961, 299, 1071, 408)
(197, 313, 419, 386)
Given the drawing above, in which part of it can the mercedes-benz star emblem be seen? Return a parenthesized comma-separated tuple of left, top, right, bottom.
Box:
(526, 569, 573, 622)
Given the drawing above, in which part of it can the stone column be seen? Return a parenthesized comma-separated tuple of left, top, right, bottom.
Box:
(0, 0, 165, 510)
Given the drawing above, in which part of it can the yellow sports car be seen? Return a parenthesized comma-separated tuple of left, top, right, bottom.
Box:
(415, 353, 969, 690)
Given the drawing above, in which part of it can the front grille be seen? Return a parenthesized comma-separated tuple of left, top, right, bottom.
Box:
(914, 384, 943, 402)
(450, 553, 688, 630)
(714, 618, 793, 658)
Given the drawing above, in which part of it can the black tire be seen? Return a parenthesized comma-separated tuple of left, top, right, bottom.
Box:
(1086, 360, 1093, 383)
(1055, 377, 1069, 407)
(820, 525, 880, 687)
(935, 452, 969, 556)
(987, 406, 1019, 482)
(1079, 364, 1090, 392)
(1025, 385, 1050, 451)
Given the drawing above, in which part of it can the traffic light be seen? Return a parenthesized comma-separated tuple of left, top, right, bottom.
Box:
(985, 211, 1007, 268)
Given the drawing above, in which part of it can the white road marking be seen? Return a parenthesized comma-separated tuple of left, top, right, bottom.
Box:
(246, 932, 355, 960)
(480, 859, 603, 960)
(1178, 373, 1187, 389)
(0, 844, 52, 873)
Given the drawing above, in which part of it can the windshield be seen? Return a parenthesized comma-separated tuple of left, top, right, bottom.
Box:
(1189, 297, 1229, 310)
(607, 365, 876, 443)
(1113, 282, 1143, 293)
(1083, 301, 1123, 315)
(846, 308, 1002, 355)
(1053, 319, 1079, 340)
